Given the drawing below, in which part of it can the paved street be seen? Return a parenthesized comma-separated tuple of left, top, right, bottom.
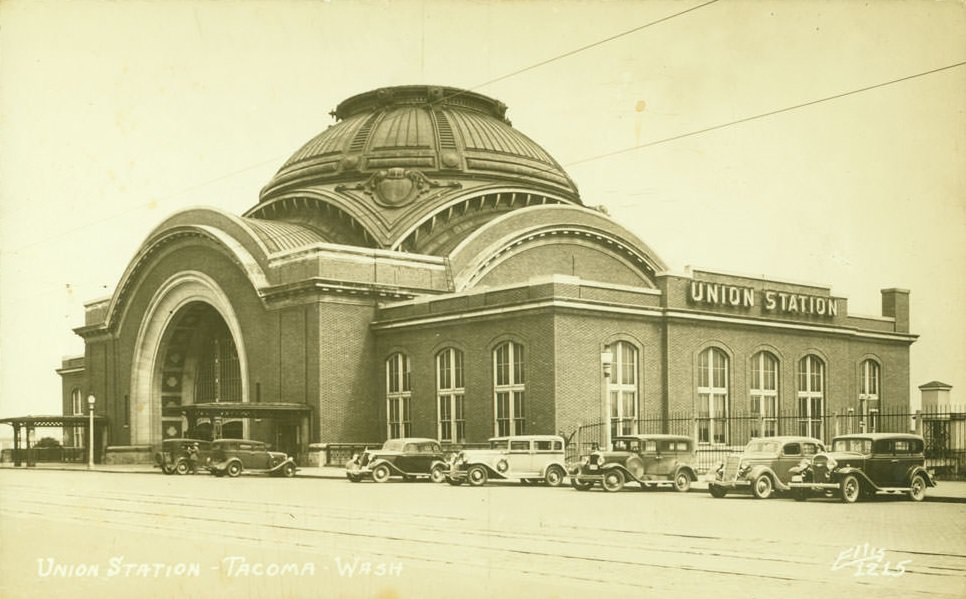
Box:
(1, 469, 964, 599)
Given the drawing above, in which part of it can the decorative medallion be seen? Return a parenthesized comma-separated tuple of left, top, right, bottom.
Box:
(165, 425, 178, 437)
(337, 168, 462, 208)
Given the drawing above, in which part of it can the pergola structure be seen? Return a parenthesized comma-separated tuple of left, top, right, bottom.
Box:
(0, 415, 108, 467)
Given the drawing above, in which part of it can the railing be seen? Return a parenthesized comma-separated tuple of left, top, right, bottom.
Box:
(566, 406, 966, 479)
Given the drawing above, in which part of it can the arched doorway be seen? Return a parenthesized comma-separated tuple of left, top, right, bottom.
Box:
(129, 271, 249, 446)
(157, 302, 245, 440)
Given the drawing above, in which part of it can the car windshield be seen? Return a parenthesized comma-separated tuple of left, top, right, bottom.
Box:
(382, 439, 406, 452)
(745, 440, 779, 454)
(833, 438, 872, 454)
(612, 439, 641, 452)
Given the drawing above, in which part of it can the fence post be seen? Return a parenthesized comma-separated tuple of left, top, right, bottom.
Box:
(914, 410, 922, 435)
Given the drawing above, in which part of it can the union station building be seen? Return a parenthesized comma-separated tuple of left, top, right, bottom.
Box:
(56, 85, 916, 463)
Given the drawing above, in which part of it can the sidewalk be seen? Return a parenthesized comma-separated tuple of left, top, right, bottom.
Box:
(3, 462, 966, 502)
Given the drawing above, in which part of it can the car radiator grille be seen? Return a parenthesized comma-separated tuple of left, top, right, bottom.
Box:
(359, 453, 370, 467)
(723, 456, 741, 480)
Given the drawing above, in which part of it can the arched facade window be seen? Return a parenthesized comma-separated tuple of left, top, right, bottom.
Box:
(607, 341, 639, 439)
(697, 347, 729, 444)
(386, 352, 412, 439)
(860, 359, 880, 433)
(436, 348, 465, 443)
(798, 355, 825, 439)
(493, 341, 525, 436)
(750, 351, 779, 437)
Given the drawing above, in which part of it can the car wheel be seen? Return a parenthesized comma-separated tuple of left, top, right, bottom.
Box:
(792, 489, 808, 502)
(571, 478, 594, 491)
(673, 471, 692, 493)
(752, 474, 774, 499)
(544, 465, 566, 488)
(445, 477, 463, 486)
(908, 474, 927, 502)
(709, 484, 727, 498)
(430, 464, 446, 484)
(840, 474, 861, 503)
(226, 462, 242, 478)
(372, 464, 391, 483)
(282, 463, 296, 478)
(466, 465, 488, 487)
(175, 460, 190, 475)
(347, 474, 361, 483)
(601, 469, 624, 493)
(160, 464, 175, 475)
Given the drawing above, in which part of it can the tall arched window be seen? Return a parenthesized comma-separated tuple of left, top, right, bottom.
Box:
(607, 341, 639, 438)
(860, 359, 880, 433)
(697, 347, 729, 444)
(798, 355, 825, 439)
(493, 341, 525, 436)
(437, 348, 465, 443)
(750, 352, 779, 437)
(386, 353, 412, 439)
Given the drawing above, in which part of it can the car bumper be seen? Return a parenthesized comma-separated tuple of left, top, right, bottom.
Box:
(709, 479, 751, 491)
(345, 463, 373, 479)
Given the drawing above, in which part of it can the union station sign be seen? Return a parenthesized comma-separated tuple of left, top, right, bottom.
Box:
(688, 281, 838, 317)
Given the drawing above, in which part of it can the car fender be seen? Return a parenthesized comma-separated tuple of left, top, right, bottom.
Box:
(674, 465, 697, 482)
(833, 466, 880, 491)
(746, 465, 788, 491)
(209, 457, 243, 473)
(599, 462, 634, 480)
(368, 458, 404, 475)
(267, 458, 297, 473)
(905, 465, 936, 487)
(429, 459, 448, 473)
(537, 460, 567, 478)
(465, 461, 503, 478)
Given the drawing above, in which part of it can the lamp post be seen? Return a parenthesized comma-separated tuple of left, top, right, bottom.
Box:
(87, 394, 96, 469)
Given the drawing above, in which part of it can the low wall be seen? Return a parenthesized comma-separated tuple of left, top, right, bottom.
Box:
(104, 445, 155, 465)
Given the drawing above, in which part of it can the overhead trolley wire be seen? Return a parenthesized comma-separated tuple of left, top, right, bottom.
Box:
(564, 59, 966, 168)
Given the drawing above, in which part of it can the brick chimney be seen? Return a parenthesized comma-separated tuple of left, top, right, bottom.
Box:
(881, 288, 910, 333)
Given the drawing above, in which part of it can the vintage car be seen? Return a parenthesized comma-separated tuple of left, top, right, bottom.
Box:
(446, 435, 567, 487)
(709, 436, 824, 499)
(568, 434, 698, 492)
(787, 433, 935, 503)
(205, 439, 297, 478)
(345, 438, 448, 483)
(154, 438, 212, 475)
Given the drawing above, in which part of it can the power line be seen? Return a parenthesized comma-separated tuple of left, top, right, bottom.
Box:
(564, 60, 966, 168)
(466, 0, 721, 92)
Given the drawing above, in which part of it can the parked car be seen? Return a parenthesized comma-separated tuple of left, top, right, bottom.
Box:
(345, 438, 448, 483)
(709, 436, 824, 499)
(787, 433, 935, 503)
(568, 434, 698, 492)
(205, 439, 297, 478)
(446, 435, 567, 487)
(154, 438, 211, 475)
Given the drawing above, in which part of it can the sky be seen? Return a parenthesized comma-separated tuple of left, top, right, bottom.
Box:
(0, 0, 964, 423)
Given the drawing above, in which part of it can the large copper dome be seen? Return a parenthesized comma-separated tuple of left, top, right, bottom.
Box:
(259, 85, 579, 202)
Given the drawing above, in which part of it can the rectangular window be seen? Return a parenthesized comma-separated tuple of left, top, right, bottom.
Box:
(697, 348, 729, 444)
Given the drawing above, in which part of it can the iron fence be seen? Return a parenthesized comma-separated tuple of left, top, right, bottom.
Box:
(565, 406, 966, 479)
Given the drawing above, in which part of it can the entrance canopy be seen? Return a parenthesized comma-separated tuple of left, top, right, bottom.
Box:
(180, 402, 312, 419)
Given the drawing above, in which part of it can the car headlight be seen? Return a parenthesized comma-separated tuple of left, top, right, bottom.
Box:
(737, 461, 750, 477)
(581, 456, 590, 467)
(826, 457, 838, 471)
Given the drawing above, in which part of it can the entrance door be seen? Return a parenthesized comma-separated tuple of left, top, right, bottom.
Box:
(275, 422, 299, 460)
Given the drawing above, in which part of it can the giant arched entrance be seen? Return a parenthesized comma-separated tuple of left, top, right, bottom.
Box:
(156, 302, 245, 440)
